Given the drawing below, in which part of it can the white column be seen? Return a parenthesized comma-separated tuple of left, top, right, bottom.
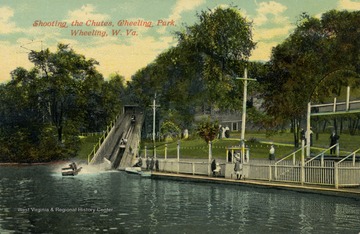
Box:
(346, 86, 350, 111)
(306, 102, 311, 157)
(301, 139, 305, 185)
(208, 141, 212, 176)
(177, 140, 180, 161)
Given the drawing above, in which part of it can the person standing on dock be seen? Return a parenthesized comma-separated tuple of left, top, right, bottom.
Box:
(146, 157, 150, 170)
(300, 128, 306, 143)
(211, 159, 217, 176)
(233, 153, 242, 179)
(150, 157, 155, 170)
(269, 145, 275, 160)
(329, 131, 339, 154)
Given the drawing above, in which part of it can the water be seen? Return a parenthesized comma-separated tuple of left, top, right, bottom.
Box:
(0, 164, 360, 233)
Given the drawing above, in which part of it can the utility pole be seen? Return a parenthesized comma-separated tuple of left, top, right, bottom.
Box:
(237, 68, 256, 162)
(150, 93, 160, 157)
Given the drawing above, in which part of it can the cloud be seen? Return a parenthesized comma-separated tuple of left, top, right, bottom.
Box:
(170, 0, 205, 21)
(253, 1, 288, 26)
(0, 33, 174, 82)
(337, 0, 360, 10)
(250, 1, 293, 61)
(0, 3, 176, 82)
(76, 35, 175, 79)
(157, 0, 205, 34)
(253, 25, 294, 41)
(252, 1, 292, 40)
(0, 6, 18, 34)
(67, 4, 110, 22)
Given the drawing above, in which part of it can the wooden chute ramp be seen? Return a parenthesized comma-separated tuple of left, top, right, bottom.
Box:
(89, 105, 143, 170)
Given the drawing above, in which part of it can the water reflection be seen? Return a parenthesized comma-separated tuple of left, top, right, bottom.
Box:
(0, 165, 359, 233)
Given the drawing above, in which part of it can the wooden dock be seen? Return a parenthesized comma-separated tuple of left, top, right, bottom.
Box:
(151, 172, 360, 198)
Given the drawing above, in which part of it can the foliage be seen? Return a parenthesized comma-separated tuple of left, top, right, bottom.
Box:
(259, 10, 360, 146)
(0, 44, 125, 162)
(127, 6, 256, 127)
(247, 137, 259, 143)
(196, 118, 219, 143)
(160, 120, 181, 140)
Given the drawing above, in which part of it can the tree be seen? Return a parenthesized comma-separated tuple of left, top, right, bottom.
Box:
(176, 6, 256, 110)
(197, 118, 219, 143)
(127, 6, 256, 129)
(28, 43, 99, 142)
(260, 10, 360, 146)
(0, 43, 124, 162)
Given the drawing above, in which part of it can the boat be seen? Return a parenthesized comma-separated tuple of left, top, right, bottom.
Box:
(62, 167, 82, 176)
(125, 167, 142, 175)
(62, 162, 82, 176)
(125, 167, 152, 178)
(140, 170, 152, 177)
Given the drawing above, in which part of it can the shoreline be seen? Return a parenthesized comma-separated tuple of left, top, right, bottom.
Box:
(151, 172, 360, 199)
(0, 160, 73, 166)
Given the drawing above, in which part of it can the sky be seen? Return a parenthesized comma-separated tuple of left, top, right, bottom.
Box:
(0, 0, 359, 83)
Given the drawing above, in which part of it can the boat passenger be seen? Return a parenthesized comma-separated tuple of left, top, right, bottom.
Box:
(131, 115, 136, 124)
(69, 162, 77, 171)
(134, 156, 142, 167)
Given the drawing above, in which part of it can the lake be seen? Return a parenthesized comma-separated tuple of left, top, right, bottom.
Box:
(0, 164, 359, 233)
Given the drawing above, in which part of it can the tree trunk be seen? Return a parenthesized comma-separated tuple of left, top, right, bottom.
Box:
(292, 118, 300, 148)
(322, 119, 327, 132)
(57, 126, 63, 142)
(340, 117, 343, 134)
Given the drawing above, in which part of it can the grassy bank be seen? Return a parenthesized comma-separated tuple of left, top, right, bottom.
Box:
(141, 138, 295, 160)
(79, 131, 360, 161)
(77, 135, 102, 160)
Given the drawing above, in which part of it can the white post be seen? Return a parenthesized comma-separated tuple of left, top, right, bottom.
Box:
(333, 97, 337, 112)
(150, 94, 160, 157)
(306, 102, 311, 157)
(152, 96, 156, 143)
(208, 141, 212, 176)
(334, 163, 339, 189)
(301, 139, 305, 185)
(164, 143, 167, 160)
(353, 152, 356, 166)
(346, 86, 350, 111)
(292, 152, 296, 165)
(246, 148, 250, 163)
(177, 141, 180, 174)
(269, 165, 272, 181)
(241, 68, 248, 144)
(177, 140, 180, 162)
(236, 68, 256, 159)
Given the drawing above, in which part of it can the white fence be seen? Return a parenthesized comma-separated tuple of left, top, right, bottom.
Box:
(146, 159, 227, 176)
(150, 156, 360, 188)
(249, 158, 360, 188)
